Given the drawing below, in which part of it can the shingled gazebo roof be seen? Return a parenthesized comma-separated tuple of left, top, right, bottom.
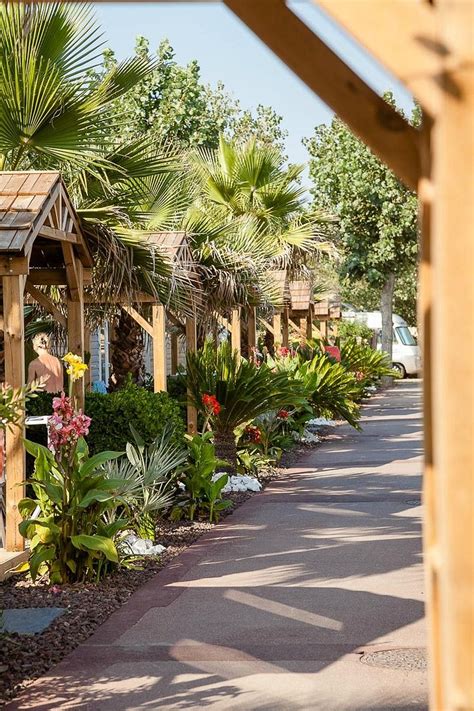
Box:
(0, 171, 92, 284)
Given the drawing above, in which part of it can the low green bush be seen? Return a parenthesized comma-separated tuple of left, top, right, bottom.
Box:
(86, 385, 185, 453)
(26, 385, 185, 454)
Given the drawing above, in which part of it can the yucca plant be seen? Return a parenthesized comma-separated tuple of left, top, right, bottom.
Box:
(186, 340, 306, 468)
(105, 425, 188, 539)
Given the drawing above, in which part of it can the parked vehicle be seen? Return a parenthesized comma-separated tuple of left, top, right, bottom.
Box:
(342, 309, 421, 378)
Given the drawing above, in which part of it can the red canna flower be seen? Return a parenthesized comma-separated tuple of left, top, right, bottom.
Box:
(202, 393, 221, 416)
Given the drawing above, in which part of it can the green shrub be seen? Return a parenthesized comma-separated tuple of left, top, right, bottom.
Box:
(26, 386, 185, 454)
(337, 321, 373, 344)
(86, 385, 185, 454)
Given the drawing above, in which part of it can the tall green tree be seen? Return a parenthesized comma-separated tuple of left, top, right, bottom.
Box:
(99, 36, 287, 153)
(304, 97, 419, 358)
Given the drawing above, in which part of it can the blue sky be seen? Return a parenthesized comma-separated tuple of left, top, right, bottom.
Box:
(95, 1, 413, 170)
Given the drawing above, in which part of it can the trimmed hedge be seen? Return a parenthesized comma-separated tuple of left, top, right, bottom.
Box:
(26, 384, 185, 454)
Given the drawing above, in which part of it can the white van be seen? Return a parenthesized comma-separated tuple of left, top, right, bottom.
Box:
(343, 310, 421, 378)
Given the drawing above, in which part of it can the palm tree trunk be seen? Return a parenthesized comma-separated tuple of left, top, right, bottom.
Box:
(214, 430, 238, 473)
(109, 310, 144, 391)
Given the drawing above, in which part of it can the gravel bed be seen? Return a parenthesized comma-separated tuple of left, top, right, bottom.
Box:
(0, 461, 285, 705)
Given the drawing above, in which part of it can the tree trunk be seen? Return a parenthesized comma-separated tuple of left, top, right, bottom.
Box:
(380, 273, 395, 386)
(214, 430, 238, 473)
(109, 310, 144, 391)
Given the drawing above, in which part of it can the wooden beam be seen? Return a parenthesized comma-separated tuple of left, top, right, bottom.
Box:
(152, 303, 167, 392)
(282, 307, 289, 348)
(2, 275, 26, 552)
(122, 305, 153, 338)
(224, 0, 420, 190)
(230, 308, 241, 354)
(316, 0, 440, 118)
(258, 317, 274, 337)
(28, 268, 91, 286)
(170, 333, 179, 374)
(288, 318, 306, 340)
(166, 311, 185, 330)
(25, 281, 67, 329)
(62, 242, 79, 301)
(273, 312, 282, 345)
(185, 317, 198, 434)
(306, 305, 314, 340)
(38, 225, 77, 244)
(428, 3, 474, 707)
(247, 306, 257, 351)
(67, 262, 84, 410)
(0, 256, 29, 277)
(84, 324, 91, 392)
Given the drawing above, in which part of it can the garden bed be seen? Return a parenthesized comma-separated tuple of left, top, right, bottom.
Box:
(0, 457, 297, 706)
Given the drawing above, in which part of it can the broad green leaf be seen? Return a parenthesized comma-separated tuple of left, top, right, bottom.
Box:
(79, 451, 124, 478)
(71, 534, 118, 562)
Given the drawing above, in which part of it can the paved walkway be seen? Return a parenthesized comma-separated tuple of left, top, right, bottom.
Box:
(9, 381, 427, 711)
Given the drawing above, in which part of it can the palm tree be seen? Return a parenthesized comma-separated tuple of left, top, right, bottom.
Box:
(185, 136, 334, 321)
(0, 2, 194, 308)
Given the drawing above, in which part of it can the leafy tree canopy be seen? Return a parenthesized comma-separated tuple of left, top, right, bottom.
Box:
(100, 36, 288, 152)
(303, 95, 419, 289)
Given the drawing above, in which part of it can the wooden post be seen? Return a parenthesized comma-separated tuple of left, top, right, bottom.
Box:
(247, 306, 257, 352)
(84, 324, 91, 392)
(319, 319, 328, 340)
(282, 307, 289, 347)
(171, 333, 179, 375)
(230, 308, 241, 354)
(3, 275, 25, 552)
(273, 312, 282, 346)
(152, 304, 167, 392)
(427, 4, 474, 707)
(67, 262, 84, 411)
(306, 305, 313, 340)
(185, 316, 198, 435)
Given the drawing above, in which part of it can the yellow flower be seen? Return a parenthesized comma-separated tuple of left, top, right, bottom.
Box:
(62, 353, 88, 382)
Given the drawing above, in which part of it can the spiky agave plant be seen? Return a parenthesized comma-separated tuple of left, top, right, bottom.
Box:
(186, 341, 306, 468)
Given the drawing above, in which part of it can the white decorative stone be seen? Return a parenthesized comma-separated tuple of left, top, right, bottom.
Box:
(212, 473, 261, 493)
(120, 533, 166, 556)
(306, 417, 337, 428)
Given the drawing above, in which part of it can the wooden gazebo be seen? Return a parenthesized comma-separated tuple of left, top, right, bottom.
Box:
(0, 171, 93, 554)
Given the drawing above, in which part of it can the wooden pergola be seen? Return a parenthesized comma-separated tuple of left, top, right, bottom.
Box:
(0, 171, 93, 553)
(217, 2, 473, 708)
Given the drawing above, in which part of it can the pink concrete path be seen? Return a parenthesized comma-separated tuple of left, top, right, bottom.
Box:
(8, 381, 427, 710)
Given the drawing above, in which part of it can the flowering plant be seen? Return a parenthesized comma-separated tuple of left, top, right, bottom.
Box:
(244, 424, 262, 444)
(48, 393, 91, 458)
(18, 353, 125, 584)
(201, 393, 221, 416)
